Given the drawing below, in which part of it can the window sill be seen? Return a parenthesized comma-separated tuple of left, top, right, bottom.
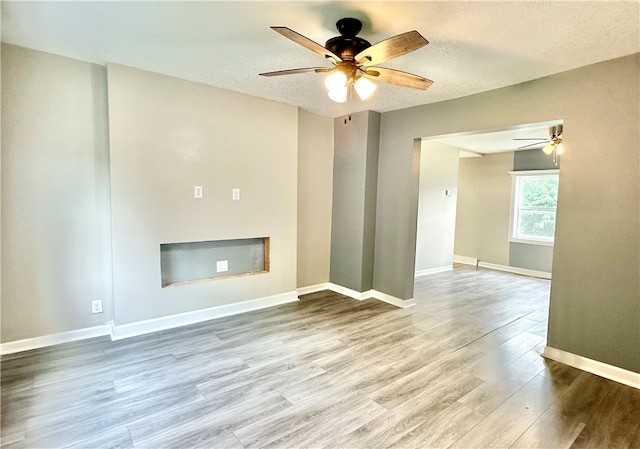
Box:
(509, 237, 554, 247)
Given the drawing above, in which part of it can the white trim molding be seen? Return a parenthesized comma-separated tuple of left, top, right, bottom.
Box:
(327, 283, 415, 308)
(296, 283, 331, 296)
(2, 285, 416, 355)
(478, 261, 551, 280)
(111, 291, 299, 340)
(453, 255, 478, 266)
(326, 283, 372, 301)
(415, 265, 453, 277)
(372, 290, 416, 308)
(543, 346, 640, 390)
(298, 282, 415, 309)
(0, 324, 112, 356)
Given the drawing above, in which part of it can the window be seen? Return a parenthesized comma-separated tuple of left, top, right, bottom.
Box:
(509, 170, 559, 246)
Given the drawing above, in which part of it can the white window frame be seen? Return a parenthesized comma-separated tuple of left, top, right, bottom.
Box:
(508, 169, 559, 247)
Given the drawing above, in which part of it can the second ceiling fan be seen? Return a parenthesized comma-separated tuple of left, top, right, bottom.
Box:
(260, 18, 433, 103)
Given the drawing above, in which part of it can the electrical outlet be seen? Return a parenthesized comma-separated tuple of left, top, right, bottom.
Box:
(91, 300, 103, 314)
(232, 188, 240, 201)
(216, 260, 228, 272)
(194, 186, 203, 199)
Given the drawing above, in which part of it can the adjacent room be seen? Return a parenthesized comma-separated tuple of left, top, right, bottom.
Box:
(1, 1, 639, 448)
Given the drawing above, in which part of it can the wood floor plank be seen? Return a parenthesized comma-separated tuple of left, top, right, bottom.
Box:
(458, 349, 547, 415)
(333, 372, 483, 449)
(462, 317, 540, 354)
(136, 428, 245, 449)
(257, 393, 386, 449)
(548, 371, 614, 423)
(630, 423, 640, 449)
(63, 427, 133, 449)
(3, 267, 637, 449)
(569, 381, 640, 449)
(461, 332, 546, 380)
(509, 406, 586, 449)
(449, 374, 569, 448)
(23, 385, 205, 447)
(391, 401, 485, 449)
(233, 392, 384, 449)
(128, 392, 290, 446)
(369, 347, 483, 410)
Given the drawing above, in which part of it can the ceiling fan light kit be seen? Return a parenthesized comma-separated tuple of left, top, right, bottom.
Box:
(260, 17, 432, 109)
(517, 124, 564, 165)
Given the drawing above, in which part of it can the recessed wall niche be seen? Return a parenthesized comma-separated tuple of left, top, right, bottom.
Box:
(160, 237, 270, 287)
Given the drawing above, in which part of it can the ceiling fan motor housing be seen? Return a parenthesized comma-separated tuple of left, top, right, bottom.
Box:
(325, 18, 371, 61)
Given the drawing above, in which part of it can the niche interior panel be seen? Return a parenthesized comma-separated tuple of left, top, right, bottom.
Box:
(160, 237, 270, 287)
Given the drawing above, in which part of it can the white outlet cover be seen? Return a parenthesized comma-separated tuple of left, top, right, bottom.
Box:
(232, 188, 240, 200)
(194, 186, 203, 198)
(216, 260, 229, 272)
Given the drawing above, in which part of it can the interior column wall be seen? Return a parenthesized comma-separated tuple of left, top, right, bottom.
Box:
(330, 111, 380, 293)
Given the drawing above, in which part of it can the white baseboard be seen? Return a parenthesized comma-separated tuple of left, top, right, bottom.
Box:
(111, 291, 299, 340)
(453, 255, 478, 266)
(2, 283, 415, 355)
(415, 265, 453, 277)
(543, 346, 640, 390)
(0, 324, 112, 356)
(296, 283, 331, 296)
(327, 283, 372, 301)
(478, 262, 551, 280)
(299, 282, 415, 309)
(372, 290, 415, 308)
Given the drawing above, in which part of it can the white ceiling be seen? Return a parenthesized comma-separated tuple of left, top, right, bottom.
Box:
(2, 1, 639, 118)
(429, 121, 561, 157)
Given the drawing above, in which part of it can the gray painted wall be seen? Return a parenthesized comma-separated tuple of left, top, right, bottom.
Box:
(509, 243, 553, 273)
(107, 64, 298, 326)
(509, 149, 559, 272)
(330, 111, 380, 292)
(375, 54, 639, 372)
(362, 112, 381, 290)
(415, 141, 460, 272)
(1, 45, 113, 342)
(454, 148, 556, 273)
(454, 152, 514, 266)
(297, 110, 334, 288)
(513, 148, 560, 171)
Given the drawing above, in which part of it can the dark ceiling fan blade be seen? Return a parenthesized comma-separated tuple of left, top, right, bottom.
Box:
(259, 67, 333, 77)
(517, 141, 549, 149)
(364, 66, 433, 90)
(355, 31, 428, 66)
(271, 27, 342, 63)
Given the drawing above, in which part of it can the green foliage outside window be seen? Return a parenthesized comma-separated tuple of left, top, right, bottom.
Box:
(517, 176, 558, 239)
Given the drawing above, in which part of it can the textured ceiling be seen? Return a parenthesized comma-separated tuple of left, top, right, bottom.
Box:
(429, 121, 561, 157)
(2, 1, 639, 118)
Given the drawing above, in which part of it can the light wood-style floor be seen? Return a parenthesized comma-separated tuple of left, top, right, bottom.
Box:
(2, 266, 639, 448)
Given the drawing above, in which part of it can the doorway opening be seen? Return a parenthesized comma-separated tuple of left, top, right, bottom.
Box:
(414, 119, 563, 280)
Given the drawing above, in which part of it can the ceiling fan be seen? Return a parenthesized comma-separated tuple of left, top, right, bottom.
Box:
(259, 18, 433, 105)
(514, 124, 564, 164)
